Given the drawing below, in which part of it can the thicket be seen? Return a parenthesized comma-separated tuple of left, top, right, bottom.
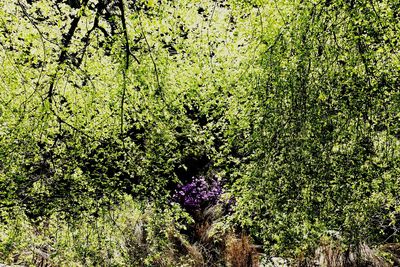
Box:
(0, 0, 399, 266)
(233, 0, 400, 256)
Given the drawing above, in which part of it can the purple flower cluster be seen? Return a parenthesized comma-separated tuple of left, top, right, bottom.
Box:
(172, 176, 222, 210)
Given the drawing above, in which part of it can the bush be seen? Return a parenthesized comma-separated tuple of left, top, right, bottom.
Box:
(172, 176, 222, 211)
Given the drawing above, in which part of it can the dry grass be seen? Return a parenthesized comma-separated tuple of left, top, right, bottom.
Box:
(163, 204, 261, 267)
(186, 243, 206, 267)
(224, 233, 260, 267)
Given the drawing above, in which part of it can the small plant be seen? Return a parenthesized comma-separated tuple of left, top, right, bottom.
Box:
(172, 176, 222, 211)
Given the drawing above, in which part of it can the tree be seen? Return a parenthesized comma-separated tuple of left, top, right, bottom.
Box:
(0, 0, 266, 219)
(233, 0, 400, 255)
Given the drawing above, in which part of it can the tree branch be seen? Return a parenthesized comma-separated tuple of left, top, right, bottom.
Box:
(117, 0, 130, 138)
(47, 0, 90, 104)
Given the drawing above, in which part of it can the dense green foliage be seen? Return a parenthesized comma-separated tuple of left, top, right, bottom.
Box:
(233, 0, 400, 254)
(0, 0, 399, 265)
(0, 0, 267, 218)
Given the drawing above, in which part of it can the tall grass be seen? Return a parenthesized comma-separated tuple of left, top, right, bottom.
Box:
(3, 196, 396, 266)
(0, 195, 172, 266)
(0, 196, 261, 266)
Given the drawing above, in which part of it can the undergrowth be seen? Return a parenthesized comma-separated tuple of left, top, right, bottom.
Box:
(0, 194, 260, 267)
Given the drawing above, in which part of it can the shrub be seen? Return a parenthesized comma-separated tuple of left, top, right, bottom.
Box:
(172, 176, 222, 212)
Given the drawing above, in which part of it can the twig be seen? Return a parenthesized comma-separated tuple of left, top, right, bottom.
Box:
(135, 6, 162, 96)
(117, 0, 130, 138)
(46, 0, 90, 104)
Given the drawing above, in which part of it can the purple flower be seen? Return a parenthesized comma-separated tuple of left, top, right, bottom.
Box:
(172, 176, 222, 210)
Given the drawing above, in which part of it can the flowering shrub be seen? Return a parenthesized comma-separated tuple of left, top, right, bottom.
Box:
(172, 176, 222, 210)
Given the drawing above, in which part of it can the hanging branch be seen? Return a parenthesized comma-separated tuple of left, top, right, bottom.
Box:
(47, 0, 90, 104)
(117, 0, 141, 139)
(75, 1, 138, 68)
(117, 0, 131, 138)
(135, 4, 161, 96)
(17, 1, 50, 106)
(74, 9, 101, 68)
(18, 0, 94, 138)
